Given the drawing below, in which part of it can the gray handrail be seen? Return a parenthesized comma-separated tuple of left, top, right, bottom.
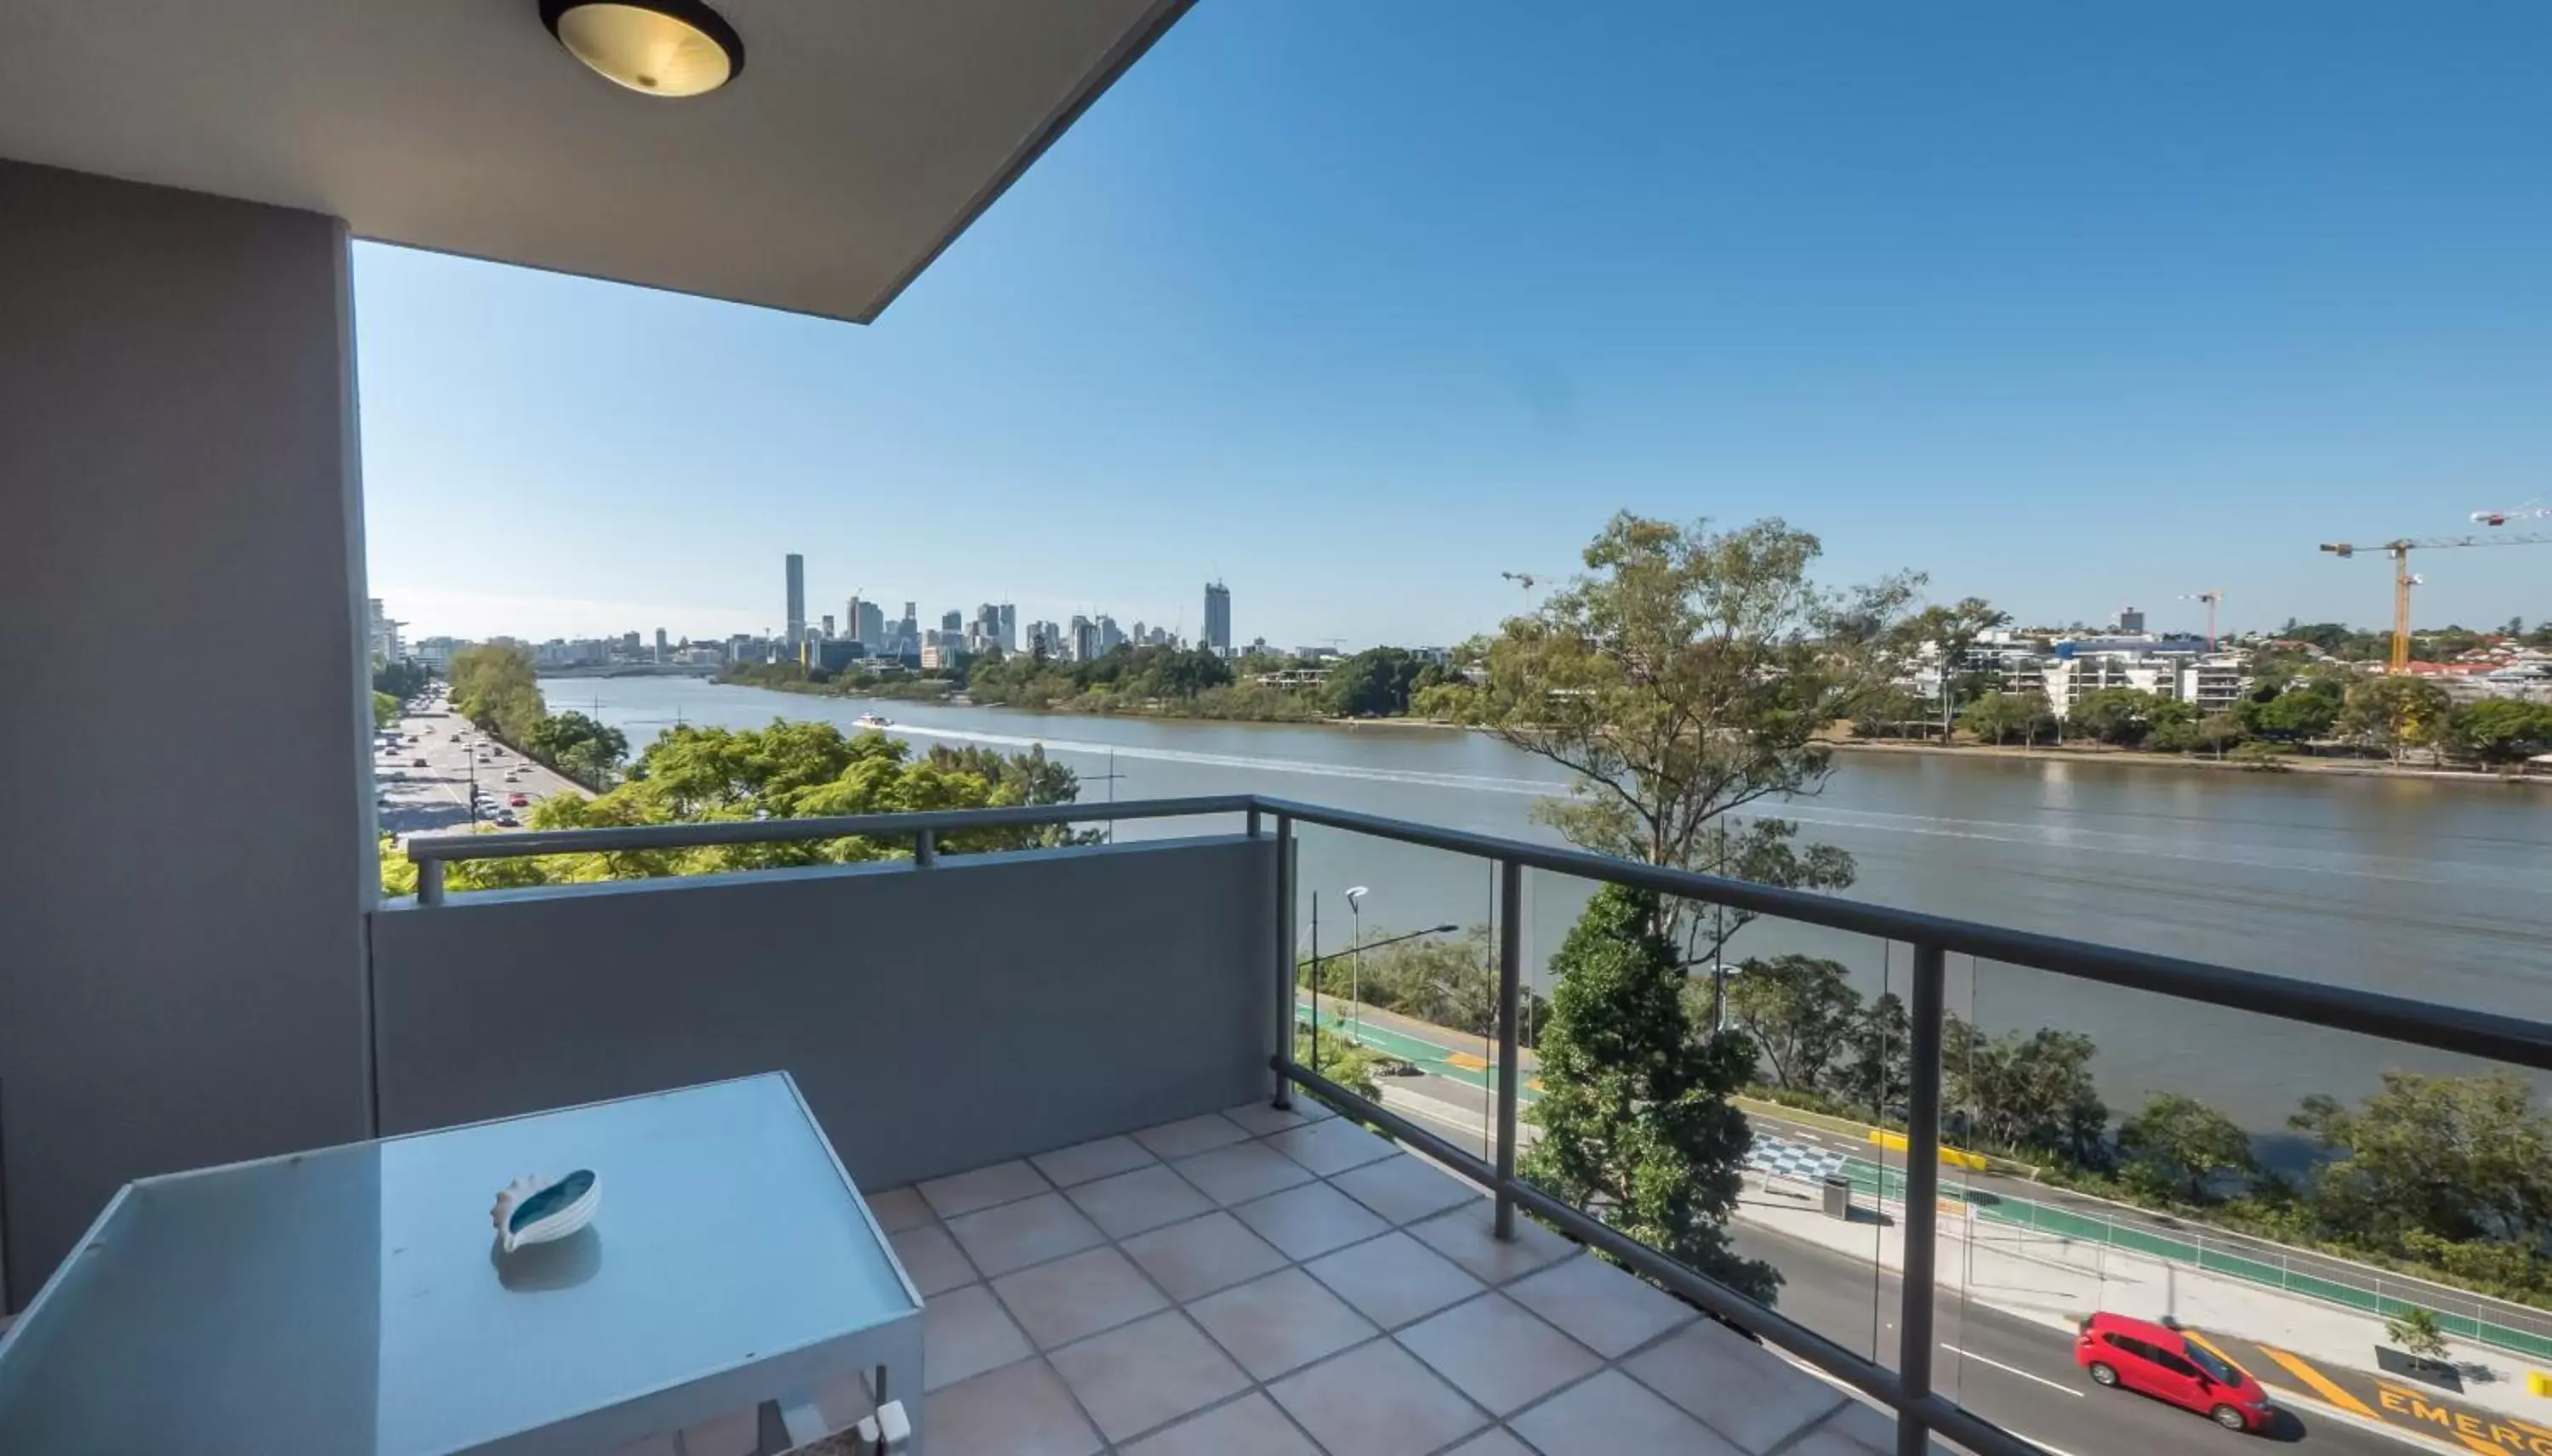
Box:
(406, 794, 1257, 861)
(402, 790, 2552, 1072)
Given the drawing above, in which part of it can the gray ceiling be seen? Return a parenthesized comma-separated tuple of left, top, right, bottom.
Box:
(0, 0, 1190, 321)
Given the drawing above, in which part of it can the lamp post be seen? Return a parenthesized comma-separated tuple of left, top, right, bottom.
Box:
(1298, 923, 1460, 1055)
(1344, 886, 1368, 1043)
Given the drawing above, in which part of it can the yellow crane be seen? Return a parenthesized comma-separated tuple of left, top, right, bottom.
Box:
(2318, 532, 2552, 671)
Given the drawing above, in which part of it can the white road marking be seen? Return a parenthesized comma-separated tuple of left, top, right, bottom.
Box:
(1942, 1344, 2083, 1397)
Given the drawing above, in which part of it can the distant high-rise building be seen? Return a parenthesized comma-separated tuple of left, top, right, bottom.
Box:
(1028, 620, 1060, 656)
(1097, 615, 1124, 653)
(1204, 581, 1232, 656)
(367, 598, 404, 663)
(2113, 606, 2146, 634)
(852, 598, 885, 648)
(821, 613, 835, 639)
(784, 555, 806, 646)
(1068, 615, 1097, 663)
(899, 602, 919, 654)
(998, 603, 1017, 651)
(653, 628, 668, 663)
(941, 609, 963, 634)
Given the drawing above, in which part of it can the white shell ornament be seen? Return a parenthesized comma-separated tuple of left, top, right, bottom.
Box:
(492, 1169, 601, 1254)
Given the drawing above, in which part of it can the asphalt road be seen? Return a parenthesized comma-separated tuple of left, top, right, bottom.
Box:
(374, 692, 583, 841)
(1379, 1074, 2419, 1456)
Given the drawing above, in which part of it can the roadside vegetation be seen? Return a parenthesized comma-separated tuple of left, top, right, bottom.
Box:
(380, 717, 1089, 896)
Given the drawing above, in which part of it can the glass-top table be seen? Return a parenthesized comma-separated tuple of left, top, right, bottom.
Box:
(0, 1072, 923, 1454)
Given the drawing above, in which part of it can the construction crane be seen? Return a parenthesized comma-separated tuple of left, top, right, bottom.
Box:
(2179, 589, 2224, 651)
(2472, 503, 2552, 526)
(2318, 533, 2552, 671)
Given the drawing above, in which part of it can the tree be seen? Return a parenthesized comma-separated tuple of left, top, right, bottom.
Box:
(2452, 699, 2552, 766)
(2067, 689, 2158, 748)
(372, 689, 400, 731)
(2340, 675, 2453, 764)
(2290, 1072, 2552, 1251)
(1523, 885, 1776, 1303)
(1896, 597, 2010, 739)
(1324, 648, 1425, 718)
(1958, 691, 2054, 746)
(2115, 1094, 2256, 1204)
(1296, 1027, 1387, 1101)
(2384, 1307, 2452, 1362)
(1947, 1024, 2109, 1168)
(1722, 955, 1860, 1094)
(527, 710, 630, 788)
(1479, 514, 1915, 955)
(373, 658, 430, 701)
(1833, 991, 1911, 1121)
(448, 644, 545, 742)
(2237, 676, 2344, 742)
(2139, 698, 2201, 752)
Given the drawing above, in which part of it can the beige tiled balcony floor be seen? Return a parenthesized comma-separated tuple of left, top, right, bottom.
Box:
(841, 1095, 1917, 1456)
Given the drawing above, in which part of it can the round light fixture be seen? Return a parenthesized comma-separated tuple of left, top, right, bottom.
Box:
(540, 0, 743, 98)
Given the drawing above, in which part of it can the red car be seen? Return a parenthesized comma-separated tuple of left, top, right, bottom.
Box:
(2076, 1312, 2271, 1432)
(508, 793, 529, 807)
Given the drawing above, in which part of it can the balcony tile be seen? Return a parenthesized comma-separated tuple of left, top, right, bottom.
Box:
(919, 1159, 1051, 1219)
(1120, 1210, 1290, 1303)
(1188, 1267, 1380, 1381)
(1394, 1292, 1601, 1417)
(1067, 1163, 1216, 1239)
(1262, 1117, 1398, 1177)
(1304, 1230, 1484, 1329)
(1267, 1338, 1487, 1456)
(1329, 1153, 1481, 1226)
(887, 1221, 977, 1296)
(1800, 1398, 1946, 1453)
(1048, 1311, 1249, 1445)
(1623, 1319, 1843, 1452)
(920, 1356, 1103, 1456)
(1442, 1430, 1535, 1455)
(990, 1246, 1169, 1350)
(1117, 1391, 1320, 1456)
(1232, 1180, 1389, 1261)
(946, 1191, 1108, 1277)
(867, 1185, 933, 1233)
(1406, 1203, 1577, 1286)
(1507, 1368, 1738, 1456)
(1031, 1134, 1157, 1189)
(1134, 1112, 1253, 1159)
(921, 1283, 1034, 1391)
(1224, 1097, 1335, 1136)
(1505, 1252, 1695, 1358)
(1172, 1140, 1316, 1206)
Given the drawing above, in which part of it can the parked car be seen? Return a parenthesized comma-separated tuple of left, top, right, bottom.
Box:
(2076, 1313, 2270, 1432)
(411, 758, 427, 767)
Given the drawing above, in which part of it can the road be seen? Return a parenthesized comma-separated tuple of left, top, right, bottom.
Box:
(1376, 1073, 2429, 1456)
(375, 691, 584, 841)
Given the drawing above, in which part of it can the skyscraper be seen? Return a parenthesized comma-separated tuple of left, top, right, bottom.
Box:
(653, 628, 668, 663)
(784, 554, 806, 647)
(998, 603, 1018, 651)
(1204, 580, 1232, 656)
(821, 613, 835, 640)
(852, 598, 885, 649)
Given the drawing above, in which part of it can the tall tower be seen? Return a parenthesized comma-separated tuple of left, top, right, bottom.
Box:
(998, 603, 1018, 651)
(784, 554, 806, 648)
(1204, 580, 1232, 656)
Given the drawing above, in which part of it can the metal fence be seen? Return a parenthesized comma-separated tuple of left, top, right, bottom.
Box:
(410, 793, 2552, 1456)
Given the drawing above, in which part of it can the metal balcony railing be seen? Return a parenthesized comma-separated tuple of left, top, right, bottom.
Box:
(406, 794, 2552, 1456)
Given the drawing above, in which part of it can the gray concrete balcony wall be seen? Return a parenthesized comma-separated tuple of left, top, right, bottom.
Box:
(367, 835, 1276, 1192)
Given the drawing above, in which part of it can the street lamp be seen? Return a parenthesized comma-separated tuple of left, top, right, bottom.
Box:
(1297, 922, 1460, 1056)
(1344, 886, 1368, 1043)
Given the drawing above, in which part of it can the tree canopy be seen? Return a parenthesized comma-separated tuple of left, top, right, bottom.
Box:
(1523, 885, 1776, 1303)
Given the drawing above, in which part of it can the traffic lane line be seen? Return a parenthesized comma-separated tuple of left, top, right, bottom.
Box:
(1941, 1343, 2084, 1396)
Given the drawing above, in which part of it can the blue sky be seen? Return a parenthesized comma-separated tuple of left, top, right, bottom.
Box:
(360, 0, 2550, 648)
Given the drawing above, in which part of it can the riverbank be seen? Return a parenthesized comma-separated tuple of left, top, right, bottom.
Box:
(708, 674, 1469, 732)
(1831, 735, 2551, 786)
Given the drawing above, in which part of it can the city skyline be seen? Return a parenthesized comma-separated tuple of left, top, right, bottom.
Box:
(360, 3, 2549, 645)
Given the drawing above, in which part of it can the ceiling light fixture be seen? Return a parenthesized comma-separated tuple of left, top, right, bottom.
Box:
(540, 0, 743, 99)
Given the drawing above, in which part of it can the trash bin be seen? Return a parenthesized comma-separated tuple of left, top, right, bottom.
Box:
(1822, 1174, 1852, 1220)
